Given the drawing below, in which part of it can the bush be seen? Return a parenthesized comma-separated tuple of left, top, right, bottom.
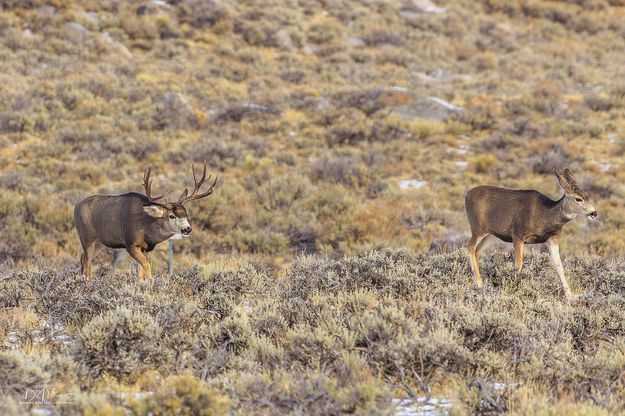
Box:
(129, 374, 229, 416)
(29, 267, 124, 325)
(310, 154, 368, 188)
(0, 351, 49, 397)
(74, 307, 166, 381)
(228, 370, 388, 415)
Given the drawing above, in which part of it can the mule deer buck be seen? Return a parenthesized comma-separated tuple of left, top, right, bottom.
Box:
(74, 164, 217, 280)
(465, 168, 597, 301)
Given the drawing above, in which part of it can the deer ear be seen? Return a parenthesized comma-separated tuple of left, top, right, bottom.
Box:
(143, 205, 165, 218)
(554, 169, 574, 193)
(563, 168, 578, 185)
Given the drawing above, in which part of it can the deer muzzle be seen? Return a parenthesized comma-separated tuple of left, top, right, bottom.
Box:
(587, 211, 598, 220)
(182, 226, 192, 236)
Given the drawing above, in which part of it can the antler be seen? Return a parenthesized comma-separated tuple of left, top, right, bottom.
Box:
(177, 163, 218, 205)
(142, 166, 169, 203)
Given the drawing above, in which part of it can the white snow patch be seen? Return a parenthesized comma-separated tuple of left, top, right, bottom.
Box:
(116, 391, 154, 401)
(455, 161, 468, 169)
(427, 97, 463, 112)
(393, 397, 453, 416)
(400, 180, 427, 190)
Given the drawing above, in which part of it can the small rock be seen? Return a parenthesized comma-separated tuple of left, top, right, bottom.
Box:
(66, 21, 88, 34)
(336, 87, 414, 115)
(273, 29, 296, 51)
(216, 103, 282, 123)
(346, 37, 366, 48)
(100, 32, 133, 59)
(64, 21, 89, 42)
(154, 92, 196, 129)
(391, 96, 463, 121)
(36, 5, 56, 14)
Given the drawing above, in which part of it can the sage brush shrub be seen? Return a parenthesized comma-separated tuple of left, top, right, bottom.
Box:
(74, 307, 166, 381)
(0, 351, 49, 397)
(3, 251, 625, 413)
(129, 374, 229, 416)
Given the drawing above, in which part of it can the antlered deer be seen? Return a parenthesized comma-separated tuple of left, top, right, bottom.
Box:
(465, 168, 597, 301)
(74, 164, 217, 280)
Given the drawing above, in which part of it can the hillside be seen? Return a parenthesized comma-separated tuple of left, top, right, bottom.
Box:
(1, 0, 625, 270)
(2, 0, 625, 414)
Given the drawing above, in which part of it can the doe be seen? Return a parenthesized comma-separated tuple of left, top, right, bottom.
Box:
(464, 168, 597, 300)
(74, 164, 217, 280)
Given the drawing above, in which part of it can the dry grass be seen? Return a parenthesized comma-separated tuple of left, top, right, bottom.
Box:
(1, 0, 625, 413)
(1, 250, 625, 413)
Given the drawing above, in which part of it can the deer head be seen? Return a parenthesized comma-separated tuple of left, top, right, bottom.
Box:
(142, 164, 218, 238)
(553, 168, 597, 220)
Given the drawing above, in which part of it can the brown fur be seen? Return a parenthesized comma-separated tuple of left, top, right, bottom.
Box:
(464, 169, 597, 301)
(73, 165, 217, 280)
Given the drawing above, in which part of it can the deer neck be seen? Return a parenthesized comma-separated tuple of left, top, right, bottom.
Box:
(551, 195, 575, 226)
(147, 220, 176, 244)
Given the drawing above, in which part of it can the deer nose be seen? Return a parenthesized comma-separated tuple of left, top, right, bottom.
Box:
(588, 211, 598, 219)
(182, 226, 192, 235)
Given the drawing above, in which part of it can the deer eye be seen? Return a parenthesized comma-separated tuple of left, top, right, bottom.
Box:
(575, 197, 583, 203)
(169, 214, 175, 219)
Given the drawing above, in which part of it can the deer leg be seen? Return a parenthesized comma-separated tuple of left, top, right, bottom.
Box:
(467, 234, 485, 288)
(546, 238, 572, 301)
(127, 246, 152, 281)
(513, 239, 524, 271)
(80, 240, 97, 281)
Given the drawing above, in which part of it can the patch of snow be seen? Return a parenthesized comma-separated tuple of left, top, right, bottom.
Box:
(152, 0, 169, 6)
(393, 397, 453, 416)
(455, 161, 468, 169)
(608, 133, 617, 143)
(427, 97, 463, 113)
(400, 180, 427, 190)
(457, 144, 470, 154)
(116, 391, 154, 401)
(401, 0, 446, 14)
(600, 163, 611, 172)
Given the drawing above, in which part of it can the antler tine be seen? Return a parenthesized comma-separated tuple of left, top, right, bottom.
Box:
(142, 165, 168, 202)
(179, 163, 218, 205)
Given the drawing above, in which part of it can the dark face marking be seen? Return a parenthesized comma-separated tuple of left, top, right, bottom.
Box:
(168, 204, 188, 219)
